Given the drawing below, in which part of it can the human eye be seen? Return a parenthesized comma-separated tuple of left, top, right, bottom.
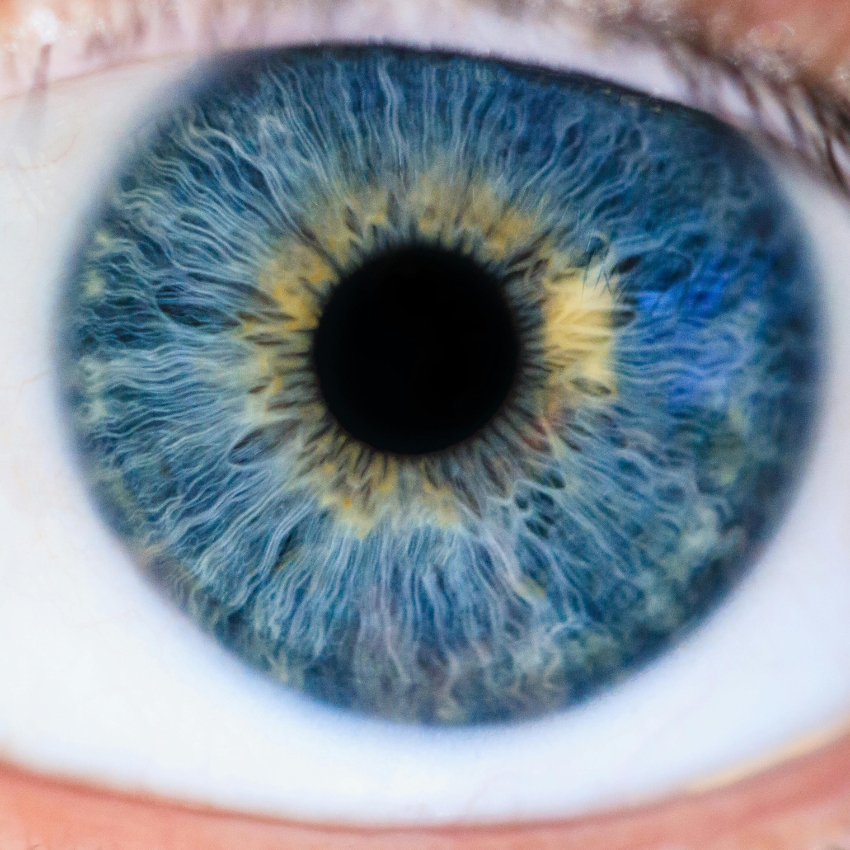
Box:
(2, 0, 850, 848)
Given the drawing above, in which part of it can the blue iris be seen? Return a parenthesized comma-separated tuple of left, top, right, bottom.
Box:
(60, 46, 819, 724)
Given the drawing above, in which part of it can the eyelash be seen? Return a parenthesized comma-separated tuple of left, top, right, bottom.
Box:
(601, 13, 850, 195)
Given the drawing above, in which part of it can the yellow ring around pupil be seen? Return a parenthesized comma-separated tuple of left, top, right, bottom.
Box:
(237, 169, 619, 534)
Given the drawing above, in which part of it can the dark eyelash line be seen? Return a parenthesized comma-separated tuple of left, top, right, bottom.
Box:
(582, 7, 850, 195)
(673, 39, 850, 193)
(454, 0, 850, 194)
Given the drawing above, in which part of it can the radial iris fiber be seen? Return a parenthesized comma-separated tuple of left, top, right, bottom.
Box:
(61, 46, 818, 724)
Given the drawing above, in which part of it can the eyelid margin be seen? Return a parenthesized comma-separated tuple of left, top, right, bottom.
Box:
(2, 732, 850, 849)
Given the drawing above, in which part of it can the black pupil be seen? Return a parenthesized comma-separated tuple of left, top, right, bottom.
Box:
(314, 245, 519, 455)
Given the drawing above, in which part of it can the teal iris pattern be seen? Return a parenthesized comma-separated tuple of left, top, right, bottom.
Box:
(61, 47, 818, 724)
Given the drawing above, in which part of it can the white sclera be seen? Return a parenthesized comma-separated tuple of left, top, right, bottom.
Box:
(0, 40, 849, 826)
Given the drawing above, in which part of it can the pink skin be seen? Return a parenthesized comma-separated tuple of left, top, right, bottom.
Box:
(1, 0, 850, 846)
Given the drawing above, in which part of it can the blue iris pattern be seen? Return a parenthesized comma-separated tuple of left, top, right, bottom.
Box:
(60, 47, 819, 724)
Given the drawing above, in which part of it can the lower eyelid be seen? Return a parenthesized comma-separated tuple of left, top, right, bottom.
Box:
(2, 735, 850, 849)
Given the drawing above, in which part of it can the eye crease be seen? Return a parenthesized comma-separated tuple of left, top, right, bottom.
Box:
(60, 45, 819, 725)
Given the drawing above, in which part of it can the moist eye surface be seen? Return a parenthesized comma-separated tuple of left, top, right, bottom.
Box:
(60, 45, 819, 725)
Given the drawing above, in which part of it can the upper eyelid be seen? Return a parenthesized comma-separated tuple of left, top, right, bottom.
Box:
(3, 0, 850, 196)
(0, 0, 842, 94)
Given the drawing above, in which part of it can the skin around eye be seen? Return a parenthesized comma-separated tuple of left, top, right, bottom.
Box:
(7, 1, 843, 846)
